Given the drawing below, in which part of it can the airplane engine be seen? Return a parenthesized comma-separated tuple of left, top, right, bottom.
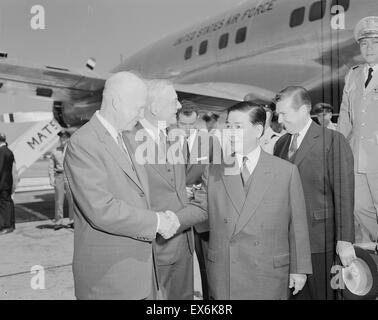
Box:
(53, 98, 101, 128)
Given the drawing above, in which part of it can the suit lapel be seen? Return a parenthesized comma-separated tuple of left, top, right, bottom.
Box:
(292, 121, 320, 167)
(90, 116, 143, 192)
(123, 130, 151, 205)
(275, 134, 291, 160)
(233, 151, 274, 236)
(221, 155, 245, 214)
(129, 122, 176, 188)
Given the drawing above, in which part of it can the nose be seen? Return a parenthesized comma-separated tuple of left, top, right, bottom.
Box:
(176, 101, 182, 110)
(278, 114, 283, 124)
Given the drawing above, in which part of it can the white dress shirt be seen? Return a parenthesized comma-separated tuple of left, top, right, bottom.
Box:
(139, 118, 167, 144)
(236, 145, 261, 175)
(291, 118, 313, 149)
(364, 63, 378, 91)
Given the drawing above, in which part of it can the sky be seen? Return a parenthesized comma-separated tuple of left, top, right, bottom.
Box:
(0, 0, 240, 143)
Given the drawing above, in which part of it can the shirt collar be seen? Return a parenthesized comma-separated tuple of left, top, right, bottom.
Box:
(236, 145, 261, 170)
(0, 142, 6, 148)
(297, 117, 313, 139)
(365, 63, 378, 75)
(96, 111, 119, 142)
(139, 118, 167, 144)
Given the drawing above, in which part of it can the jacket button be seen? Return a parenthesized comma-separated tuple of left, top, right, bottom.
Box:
(254, 241, 260, 246)
(224, 218, 228, 224)
(139, 192, 145, 197)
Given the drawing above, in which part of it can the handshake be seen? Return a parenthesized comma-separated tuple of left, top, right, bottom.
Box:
(157, 210, 180, 239)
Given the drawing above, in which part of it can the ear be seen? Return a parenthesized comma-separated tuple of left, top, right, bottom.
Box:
(111, 95, 120, 112)
(150, 101, 158, 116)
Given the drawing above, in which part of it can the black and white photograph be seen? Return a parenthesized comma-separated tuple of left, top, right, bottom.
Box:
(1, 0, 378, 306)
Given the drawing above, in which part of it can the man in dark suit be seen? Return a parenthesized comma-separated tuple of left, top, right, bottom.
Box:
(184, 102, 312, 299)
(0, 133, 17, 235)
(177, 100, 212, 299)
(273, 86, 355, 300)
(64, 72, 179, 300)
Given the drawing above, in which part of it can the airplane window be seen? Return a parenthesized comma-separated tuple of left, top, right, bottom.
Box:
(199, 40, 208, 55)
(219, 33, 229, 49)
(235, 27, 247, 44)
(290, 7, 305, 27)
(331, 0, 349, 12)
(185, 46, 192, 60)
(309, 0, 327, 21)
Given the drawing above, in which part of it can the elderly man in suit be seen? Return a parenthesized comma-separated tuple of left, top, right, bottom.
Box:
(64, 72, 179, 300)
(125, 80, 207, 300)
(337, 16, 378, 244)
(273, 86, 355, 300)
(185, 102, 312, 299)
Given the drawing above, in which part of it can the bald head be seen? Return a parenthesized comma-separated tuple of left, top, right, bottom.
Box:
(101, 71, 147, 131)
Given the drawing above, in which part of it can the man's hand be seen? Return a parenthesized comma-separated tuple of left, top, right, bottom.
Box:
(289, 273, 307, 295)
(186, 187, 194, 200)
(157, 211, 180, 239)
(336, 241, 356, 266)
(49, 178, 55, 187)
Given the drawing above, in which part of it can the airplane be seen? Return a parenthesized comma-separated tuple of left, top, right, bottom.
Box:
(1, 0, 377, 130)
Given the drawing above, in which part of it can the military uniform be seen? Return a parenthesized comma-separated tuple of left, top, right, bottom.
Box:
(48, 145, 73, 223)
(337, 16, 378, 242)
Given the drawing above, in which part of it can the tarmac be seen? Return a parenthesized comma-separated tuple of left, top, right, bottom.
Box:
(0, 160, 203, 300)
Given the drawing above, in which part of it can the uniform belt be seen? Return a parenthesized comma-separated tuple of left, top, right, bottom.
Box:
(55, 170, 64, 174)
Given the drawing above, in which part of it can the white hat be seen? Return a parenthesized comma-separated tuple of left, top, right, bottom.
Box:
(354, 16, 378, 42)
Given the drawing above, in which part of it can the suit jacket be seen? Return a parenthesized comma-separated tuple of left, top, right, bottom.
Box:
(185, 150, 312, 299)
(0, 145, 15, 194)
(64, 115, 158, 300)
(337, 64, 378, 173)
(185, 130, 213, 234)
(125, 123, 207, 267)
(274, 121, 355, 254)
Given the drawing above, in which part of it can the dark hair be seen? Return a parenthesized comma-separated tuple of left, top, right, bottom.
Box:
(312, 102, 333, 114)
(202, 112, 219, 122)
(0, 133, 6, 143)
(273, 86, 311, 111)
(227, 101, 266, 136)
(177, 100, 199, 118)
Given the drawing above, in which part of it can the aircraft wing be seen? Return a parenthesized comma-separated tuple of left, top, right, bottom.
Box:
(174, 82, 276, 114)
(0, 59, 106, 101)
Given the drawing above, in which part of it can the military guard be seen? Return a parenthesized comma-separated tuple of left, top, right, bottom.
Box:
(337, 16, 378, 243)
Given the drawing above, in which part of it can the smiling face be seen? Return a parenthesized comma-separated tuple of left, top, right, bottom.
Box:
(359, 37, 378, 65)
(153, 85, 182, 126)
(275, 96, 309, 134)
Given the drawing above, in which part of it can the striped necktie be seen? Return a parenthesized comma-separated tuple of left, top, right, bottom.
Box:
(288, 133, 299, 159)
(240, 156, 250, 187)
(117, 133, 133, 167)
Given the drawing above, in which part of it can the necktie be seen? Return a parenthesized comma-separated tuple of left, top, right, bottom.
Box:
(117, 133, 133, 166)
(288, 133, 299, 159)
(182, 137, 190, 166)
(365, 67, 373, 88)
(158, 130, 167, 163)
(240, 156, 250, 187)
